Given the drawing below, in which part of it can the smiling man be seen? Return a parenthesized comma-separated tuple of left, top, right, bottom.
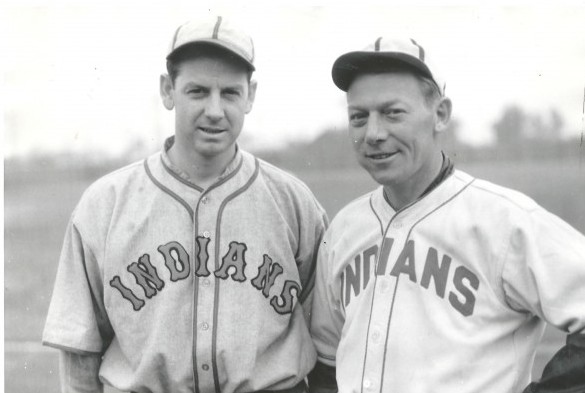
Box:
(308, 36, 585, 393)
(42, 16, 328, 393)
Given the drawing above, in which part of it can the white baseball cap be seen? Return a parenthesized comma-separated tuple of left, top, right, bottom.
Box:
(167, 16, 255, 71)
(332, 36, 445, 95)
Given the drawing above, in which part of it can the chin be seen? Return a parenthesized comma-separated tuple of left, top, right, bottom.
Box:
(359, 163, 394, 186)
(369, 170, 404, 188)
(196, 142, 233, 158)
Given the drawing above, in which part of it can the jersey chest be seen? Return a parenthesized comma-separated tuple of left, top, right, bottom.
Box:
(100, 180, 302, 319)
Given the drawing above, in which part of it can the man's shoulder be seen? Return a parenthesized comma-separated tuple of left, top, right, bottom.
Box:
(241, 152, 327, 220)
(74, 154, 158, 215)
(248, 153, 319, 198)
(329, 189, 378, 226)
(339, 189, 376, 213)
(252, 155, 306, 186)
(454, 169, 539, 213)
(83, 158, 149, 198)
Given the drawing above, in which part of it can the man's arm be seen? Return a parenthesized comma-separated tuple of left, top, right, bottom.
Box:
(294, 193, 329, 324)
(308, 232, 345, 393)
(59, 350, 103, 393)
(523, 333, 585, 393)
(308, 361, 338, 393)
(499, 207, 585, 393)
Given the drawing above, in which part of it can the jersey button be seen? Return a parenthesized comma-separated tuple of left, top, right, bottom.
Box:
(201, 196, 209, 204)
(379, 280, 390, 293)
(363, 379, 373, 389)
(202, 364, 210, 371)
(203, 231, 211, 238)
(202, 278, 211, 287)
(200, 322, 209, 331)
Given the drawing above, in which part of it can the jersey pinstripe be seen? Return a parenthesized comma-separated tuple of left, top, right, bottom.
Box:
(310, 169, 585, 393)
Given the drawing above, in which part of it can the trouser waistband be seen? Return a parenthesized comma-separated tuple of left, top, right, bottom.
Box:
(253, 380, 307, 393)
(130, 379, 307, 393)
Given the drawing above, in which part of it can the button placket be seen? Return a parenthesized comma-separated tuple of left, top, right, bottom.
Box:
(363, 379, 373, 390)
(192, 188, 220, 391)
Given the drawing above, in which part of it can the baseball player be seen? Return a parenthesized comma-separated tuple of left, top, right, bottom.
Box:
(308, 36, 585, 393)
(42, 16, 328, 393)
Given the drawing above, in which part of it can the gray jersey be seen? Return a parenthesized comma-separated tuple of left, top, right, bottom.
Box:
(43, 140, 328, 393)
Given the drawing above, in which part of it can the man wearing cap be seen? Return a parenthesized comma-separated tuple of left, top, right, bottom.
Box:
(42, 16, 327, 393)
(308, 36, 585, 393)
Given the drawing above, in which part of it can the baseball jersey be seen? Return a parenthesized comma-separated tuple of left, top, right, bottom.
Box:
(310, 169, 585, 393)
(43, 138, 328, 393)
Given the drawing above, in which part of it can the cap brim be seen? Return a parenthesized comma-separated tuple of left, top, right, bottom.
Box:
(167, 40, 255, 71)
(332, 51, 433, 91)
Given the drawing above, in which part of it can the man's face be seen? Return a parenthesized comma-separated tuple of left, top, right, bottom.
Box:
(161, 54, 256, 160)
(347, 71, 445, 190)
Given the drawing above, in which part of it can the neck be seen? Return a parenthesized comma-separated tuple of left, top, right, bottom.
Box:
(383, 151, 445, 211)
(168, 144, 236, 188)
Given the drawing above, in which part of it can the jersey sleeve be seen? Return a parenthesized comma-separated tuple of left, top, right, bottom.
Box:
(310, 236, 344, 367)
(308, 236, 343, 391)
(42, 213, 113, 354)
(296, 197, 329, 323)
(502, 205, 585, 334)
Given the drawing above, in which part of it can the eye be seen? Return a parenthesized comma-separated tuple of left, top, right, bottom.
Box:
(384, 108, 405, 117)
(223, 89, 241, 97)
(349, 112, 367, 126)
(186, 87, 205, 95)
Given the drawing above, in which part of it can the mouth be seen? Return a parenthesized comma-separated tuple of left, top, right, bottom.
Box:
(365, 151, 398, 160)
(199, 126, 226, 135)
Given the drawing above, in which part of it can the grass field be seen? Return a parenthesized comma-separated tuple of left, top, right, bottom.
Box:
(4, 157, 584, 392)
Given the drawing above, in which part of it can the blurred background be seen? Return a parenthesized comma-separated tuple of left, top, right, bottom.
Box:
(3, 2, 585, 392)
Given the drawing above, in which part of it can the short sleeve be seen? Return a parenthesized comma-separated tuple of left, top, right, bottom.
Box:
(502, 206, 585, 334)
(310, 237, 345, 367)
(296, 196, 329, 323)
(42, 216, 113, 354)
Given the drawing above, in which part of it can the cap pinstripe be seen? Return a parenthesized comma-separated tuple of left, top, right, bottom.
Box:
(167, 16, 255, 71)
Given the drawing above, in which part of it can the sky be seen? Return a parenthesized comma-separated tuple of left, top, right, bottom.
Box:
(3, 2, 585, 158)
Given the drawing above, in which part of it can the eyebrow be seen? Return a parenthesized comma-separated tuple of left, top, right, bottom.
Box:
(182, 81, 245, 90)
(348, 100, 404, 111)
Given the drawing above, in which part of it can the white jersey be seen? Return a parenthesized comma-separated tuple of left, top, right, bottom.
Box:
(43, 140, 328, 393)
(310, 169, 585, 393)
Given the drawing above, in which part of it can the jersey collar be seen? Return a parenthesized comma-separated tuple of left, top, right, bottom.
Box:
(383, 152, 454, 208)
(160, 136, 243, 185)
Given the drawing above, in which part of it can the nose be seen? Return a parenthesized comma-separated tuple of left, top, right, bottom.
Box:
(204, 92, 224, 121)
(364, 114, 386, 145)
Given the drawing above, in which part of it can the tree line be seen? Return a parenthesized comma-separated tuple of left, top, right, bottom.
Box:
(6, 105, 583, 181)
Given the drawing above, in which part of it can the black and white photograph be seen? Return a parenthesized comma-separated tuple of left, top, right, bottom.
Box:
(3, 2, 585, 392)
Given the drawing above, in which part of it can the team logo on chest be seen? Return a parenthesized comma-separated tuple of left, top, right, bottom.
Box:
(343, 238, 480, 317)
(109, 238, 299, 314)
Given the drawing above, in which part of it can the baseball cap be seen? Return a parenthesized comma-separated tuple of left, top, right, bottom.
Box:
(331, 36, 445, 95)
(167, 16, 255, 71)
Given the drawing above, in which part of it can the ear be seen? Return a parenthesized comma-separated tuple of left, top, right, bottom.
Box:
(160, 74, 175, 111)
(434, 97, 452, 134)
(245, 79, 258, 114)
